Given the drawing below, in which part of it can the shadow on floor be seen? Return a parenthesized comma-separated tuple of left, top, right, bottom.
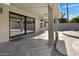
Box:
(24, 31, 45, 38)
(10, 31, 45, 41)
(63, 32, 79, 39)
(51, 40, 68, 56)
(0, 38, 48, 56)
(15, 39, 50, 56)
(0, 31, 67, 56)
(0, 38, 67, 56)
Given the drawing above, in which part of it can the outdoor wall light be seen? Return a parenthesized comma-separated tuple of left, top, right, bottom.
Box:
(40, 19, 44, 21)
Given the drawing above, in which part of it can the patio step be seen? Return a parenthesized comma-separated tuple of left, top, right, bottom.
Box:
(62, 31, 79, 39)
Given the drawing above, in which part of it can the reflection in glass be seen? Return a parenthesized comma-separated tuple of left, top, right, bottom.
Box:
(10, 13, 25, 37)
(26, 18, 35, 33)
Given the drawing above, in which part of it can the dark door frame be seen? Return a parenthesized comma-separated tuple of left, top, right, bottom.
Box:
(26, 17, 35, 34)
(9, 11, 35, 39)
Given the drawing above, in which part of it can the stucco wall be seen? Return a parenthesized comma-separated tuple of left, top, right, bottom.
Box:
(0, 4, 9, 43)
(55, 23, 79, 31)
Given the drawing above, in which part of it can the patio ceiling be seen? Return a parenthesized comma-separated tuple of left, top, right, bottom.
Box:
(11, 3, 51, 19)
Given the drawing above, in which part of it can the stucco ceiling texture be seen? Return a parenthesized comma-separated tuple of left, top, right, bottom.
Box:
(11, 3, 49, 19)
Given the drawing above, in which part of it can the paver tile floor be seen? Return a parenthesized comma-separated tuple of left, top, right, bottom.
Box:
(0, 31, 78, 56)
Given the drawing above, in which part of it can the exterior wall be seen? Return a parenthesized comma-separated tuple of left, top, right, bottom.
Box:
(0, 4, 41, 43)
(0, 4, 9, 43)
(40, 21, 44, 31)
(36, 17, 45, 32)
(35, 17, 40, 32)
(55, 23, 79, 31)
(43, 20, 48, 31)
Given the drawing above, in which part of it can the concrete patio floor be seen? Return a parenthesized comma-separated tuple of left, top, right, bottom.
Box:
(0, 31, 79, 56)
(63, 31, 79, 39)
(59, 31, 79, 56)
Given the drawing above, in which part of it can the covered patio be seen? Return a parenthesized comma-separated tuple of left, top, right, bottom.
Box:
(0, 3, 67, 56)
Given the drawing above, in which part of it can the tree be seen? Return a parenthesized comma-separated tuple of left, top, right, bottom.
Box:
(58, 12, 68, 23)
(58, 18, 68, 23)
(69, 19, 76, 23)
(61, 12, 66, 18)
(69, 16, 79, 23)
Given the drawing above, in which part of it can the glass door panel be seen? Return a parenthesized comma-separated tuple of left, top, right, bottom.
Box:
(26, 17, 35, 34)
(9, 12, 25, 38)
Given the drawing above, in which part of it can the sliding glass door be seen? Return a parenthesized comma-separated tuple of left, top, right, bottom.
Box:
(26, 17, 35, 34)
(9, 12, 35, 39)
(9, 12, 26, 38)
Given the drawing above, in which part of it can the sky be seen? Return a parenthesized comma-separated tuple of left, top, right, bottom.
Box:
(60, 3, 79, 19)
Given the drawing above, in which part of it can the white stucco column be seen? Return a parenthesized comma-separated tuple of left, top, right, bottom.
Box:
(48, 4, 54, 45)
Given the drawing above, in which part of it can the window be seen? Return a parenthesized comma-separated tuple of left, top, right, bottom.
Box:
(9, 12, 26, 38)
(26, 17, 35, 33)
(9, 12, 35, 39)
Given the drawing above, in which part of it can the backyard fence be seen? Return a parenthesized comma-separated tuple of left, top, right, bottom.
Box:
(54, 23, 79, 31)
